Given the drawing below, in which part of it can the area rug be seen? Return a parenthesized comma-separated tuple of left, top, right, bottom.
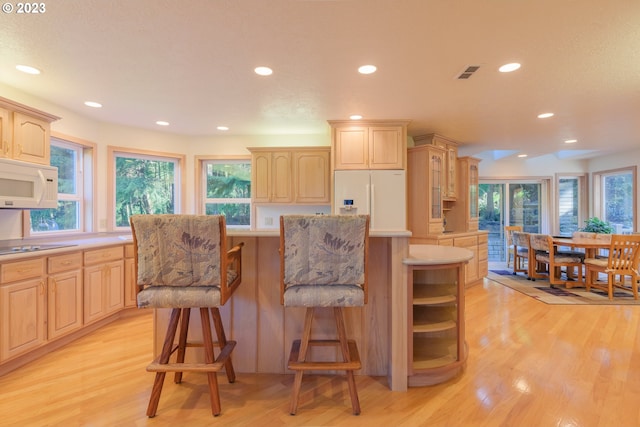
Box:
(487, 270, 640, 305)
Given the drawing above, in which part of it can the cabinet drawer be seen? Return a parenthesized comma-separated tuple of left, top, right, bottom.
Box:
(124, 244, 134, 258)
(477, 234, 488, 244)
(1, 258, 45, 284)
(84, 246, 124, 265)
(478, 246, 488, 261)
(48, 252, 83, 274)
(453, 236, 477, 248)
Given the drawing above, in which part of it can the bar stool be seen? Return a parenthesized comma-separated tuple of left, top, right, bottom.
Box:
(130, 214, 243, 417)
(280, 214, 369, 415)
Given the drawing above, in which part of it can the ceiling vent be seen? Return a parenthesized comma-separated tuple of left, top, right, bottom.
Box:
(457, 65, 480, 80)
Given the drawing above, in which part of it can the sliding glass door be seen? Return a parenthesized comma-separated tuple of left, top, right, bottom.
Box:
(479, 180, 547, 262)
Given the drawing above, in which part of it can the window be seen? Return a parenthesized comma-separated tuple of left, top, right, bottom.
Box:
(594, 167, 636, 233)
(201, 159, 251, 227)
(109, 147, 185, 230)
(29, 138, 87, 234)
(556, 174, 586, 236)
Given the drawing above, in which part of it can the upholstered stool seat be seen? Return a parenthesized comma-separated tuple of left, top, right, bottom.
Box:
(280, 214, 369, 415)
(130, 214, 243, 417)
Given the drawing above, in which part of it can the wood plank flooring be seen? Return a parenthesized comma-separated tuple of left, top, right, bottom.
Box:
(1, 272, 640, 426)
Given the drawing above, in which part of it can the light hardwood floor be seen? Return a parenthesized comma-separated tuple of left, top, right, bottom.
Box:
(1, 272, 640, 427)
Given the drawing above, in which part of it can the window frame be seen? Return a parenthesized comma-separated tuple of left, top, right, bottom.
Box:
(108, 146, 186, 232)
(195, 155, 252, 227)
(592, 166, 637, 233)
(23, 132, 96, 237)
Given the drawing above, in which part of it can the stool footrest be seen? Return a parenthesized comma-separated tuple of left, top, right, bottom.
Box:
(287, 339, 361, 371)
(147, 340, 236, 373)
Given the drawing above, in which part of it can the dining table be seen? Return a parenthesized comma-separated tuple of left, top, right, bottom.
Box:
(551, 236, 612, 286)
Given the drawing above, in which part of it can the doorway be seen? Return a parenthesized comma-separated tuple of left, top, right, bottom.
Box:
(479, 181, 548, 262)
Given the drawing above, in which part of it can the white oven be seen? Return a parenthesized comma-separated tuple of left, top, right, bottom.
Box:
(0, 158, 58, 209)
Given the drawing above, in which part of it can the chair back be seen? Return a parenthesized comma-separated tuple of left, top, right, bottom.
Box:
(280, 214, 369, 305)
(505, 225, 523, 245)
(605, 234, 640, 273)
(512, 231, 530, 251)
(131, 214, 240, 305)
(529, 233, 550, 252)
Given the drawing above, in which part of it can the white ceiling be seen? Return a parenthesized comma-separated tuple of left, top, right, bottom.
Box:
(1, 0, 639, 160)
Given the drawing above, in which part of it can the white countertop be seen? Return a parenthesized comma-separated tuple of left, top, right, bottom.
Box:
(403, 244, 474, 265)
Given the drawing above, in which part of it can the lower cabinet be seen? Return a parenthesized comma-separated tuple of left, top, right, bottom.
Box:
(83, 247, 124, 324)
(407, 261, 466, 387)
(47, 252, 83, 340)
(0, 258, 47, 361)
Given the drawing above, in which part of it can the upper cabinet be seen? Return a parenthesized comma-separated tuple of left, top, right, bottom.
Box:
(407, 145, 446, 236)
(329, 120, 410, 170)
(0, 97, 60, 165)
(413, 134, 458, 200)
(249, 147, 330, 204)
(447, 156, 481, 232)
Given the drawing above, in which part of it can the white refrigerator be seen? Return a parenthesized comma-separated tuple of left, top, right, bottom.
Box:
(333, 170, 406, 231)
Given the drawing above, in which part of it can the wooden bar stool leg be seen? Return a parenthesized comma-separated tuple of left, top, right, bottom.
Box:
(147, 308, 181, 418)
(289, 308, 315, 415)
(174, 308, 191, 384)
(334, 307, 360, 415)
(211, 307, 235, 383)
(200, 308, 222, 417)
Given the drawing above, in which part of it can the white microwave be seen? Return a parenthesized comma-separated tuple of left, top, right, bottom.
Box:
(0, 158, 58, 209)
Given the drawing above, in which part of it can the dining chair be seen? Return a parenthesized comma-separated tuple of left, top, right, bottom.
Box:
(130, 214, 244, 417)
(529, 234, 584, 287)
(280, 214, 369, 415)
(511, 231, 531, 278)
(505, 225, 523, 268)
(584, 234, 640, 299)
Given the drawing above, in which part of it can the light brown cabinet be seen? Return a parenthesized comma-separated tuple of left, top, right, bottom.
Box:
(407, 261, 466, 387)
(47, 252, 83, 340)
(249, 147, 331, 204)
(83, 246, 124, 324)
(329, 120, 409, 170)
(0, 96, 60, 165)
(292, 148, 331, 203)
(408, 145, 446, 236)
(250, 149, 292, 203)
(0, 258, 47, 361)
(447, 157, 481, 232)
(413, 134, 458, 200)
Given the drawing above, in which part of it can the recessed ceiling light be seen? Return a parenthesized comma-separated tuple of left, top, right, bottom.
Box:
(84, 101, 102, 108)
(217, 126, 229, 131)
(350, 115, 363, 120)
(254, 66, 273, 76)
(156, 121, 169, 126)
(537, 113, 554, 119)
(499, 63, 521, 73)
(16, 64, 41, 75)
(358, 65, 377, 74)
(564, 139, 577, 144)
(517, 154, 528, 158)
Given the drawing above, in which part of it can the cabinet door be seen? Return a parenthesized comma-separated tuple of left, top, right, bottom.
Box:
(445, 146, 457, 199)
(0, 278, 46, 361)
(0, 107, 10, 159)
(334, 127, 368, 170)
(83, 264, 106, 324)
(48, 270, 83, 340)
(468, 162, 479, 231)
(294, 149, 330, 203)
(369, 126, 404, 169)
(105, 260, 125, 315)
(271, 151, 292, 203)
(252, 151, 271, 202)
(429, 150, 445, 233)
(12, 112, 50, 165)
